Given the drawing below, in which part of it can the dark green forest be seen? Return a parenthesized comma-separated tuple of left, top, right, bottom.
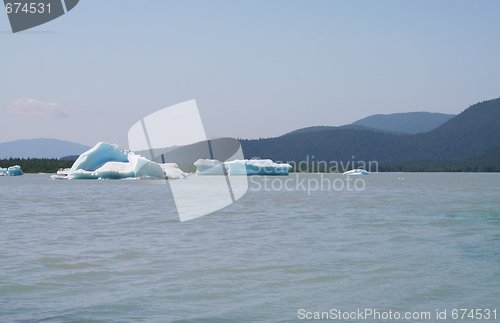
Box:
(0, 158, 74, 173)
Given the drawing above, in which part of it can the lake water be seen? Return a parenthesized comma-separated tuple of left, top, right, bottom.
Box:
(1, 173, 499, 322)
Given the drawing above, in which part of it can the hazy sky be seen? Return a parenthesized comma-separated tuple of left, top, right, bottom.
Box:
(1, 0, 500, 147)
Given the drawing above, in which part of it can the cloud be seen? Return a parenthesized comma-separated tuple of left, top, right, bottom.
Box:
(7, 98, 70, 118)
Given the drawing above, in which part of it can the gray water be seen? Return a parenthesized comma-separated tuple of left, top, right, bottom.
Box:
(1, 173, 499, 322)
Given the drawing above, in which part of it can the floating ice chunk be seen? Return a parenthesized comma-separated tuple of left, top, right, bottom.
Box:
(70, 142, 128, 172)
(0, 165, 24, 176)
(343, 169, 369, 175)
(128, 154, 166, 179)
(57, 168, 71, 175)
(194, 159, 225, 175)
(226, 159, 292, 176)
(8, 165, 24, 176)
(66, 142, 187, 180)
(194, 159, 292, 176)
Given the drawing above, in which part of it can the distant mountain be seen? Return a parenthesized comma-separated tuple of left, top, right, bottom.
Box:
(0, 139, 90, 159)
(241, 98, 500, 168)
(288, 124, 400, 135)
(352, 112, 455, 134)
(287, 126, 338, 134)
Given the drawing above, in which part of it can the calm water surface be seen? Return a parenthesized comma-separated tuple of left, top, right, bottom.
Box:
(1, 173, 499, 322)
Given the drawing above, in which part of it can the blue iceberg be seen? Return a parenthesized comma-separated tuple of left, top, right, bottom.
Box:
(57, 142, 187, 180)
(69, 142, 129, 172)
(194, 159, 292, 176)
(226, 159, 292, 175)
(0, 165, 24, 176)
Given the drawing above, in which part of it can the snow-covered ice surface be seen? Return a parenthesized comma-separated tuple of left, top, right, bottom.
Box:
(0, 165, 24, 176)
(62, 142, 187, 180)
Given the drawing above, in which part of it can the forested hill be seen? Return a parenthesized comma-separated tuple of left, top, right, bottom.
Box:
(241, 97, 500, 167)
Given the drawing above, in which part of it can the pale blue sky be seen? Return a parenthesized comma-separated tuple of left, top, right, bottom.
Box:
(1, 0, 500, 147)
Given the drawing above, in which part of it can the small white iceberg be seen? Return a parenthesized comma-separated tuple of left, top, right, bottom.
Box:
(194, 159, 292, 176)
(56, 168, 71, 176)
(0, 165, 24, 176)
(53, 142, 187, 180)
(343, 169, 369, 175)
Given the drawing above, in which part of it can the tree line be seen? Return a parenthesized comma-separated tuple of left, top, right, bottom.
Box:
(0, 158, 74, 173)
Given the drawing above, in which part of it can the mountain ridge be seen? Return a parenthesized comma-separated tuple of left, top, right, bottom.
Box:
(352, 111, 455, 134)
(241, 97, 500, 166)
(0, 138, 90, 159)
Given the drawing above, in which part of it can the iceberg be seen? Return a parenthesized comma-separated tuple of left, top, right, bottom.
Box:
(56, 168, 71, 175)
(343, 169, 369, 175)
(194, 159, 292, 176)
(0, 165, 24, 176)
(62, 142, 187, 180)
(226, 159, 292, 176)
(70, 142, 129, 172)
(8, 165, 23, 176)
